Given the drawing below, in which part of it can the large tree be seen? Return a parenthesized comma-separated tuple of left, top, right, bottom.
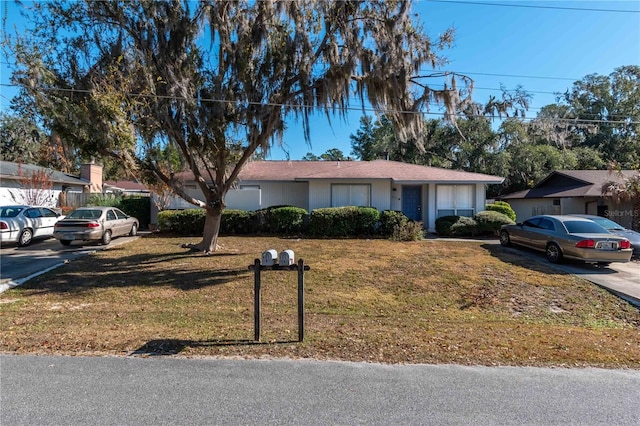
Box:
(559, 65, 640, 167)
(8, 0, 474, 252)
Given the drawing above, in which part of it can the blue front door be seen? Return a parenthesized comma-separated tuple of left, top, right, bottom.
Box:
(402, 186, 422, 221)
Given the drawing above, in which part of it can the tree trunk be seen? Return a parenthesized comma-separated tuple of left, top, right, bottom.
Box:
(184, 205, 223, 253)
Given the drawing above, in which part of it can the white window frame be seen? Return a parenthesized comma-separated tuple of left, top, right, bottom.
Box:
(331, 184, 371, 207)
(436, 184, 475, 218)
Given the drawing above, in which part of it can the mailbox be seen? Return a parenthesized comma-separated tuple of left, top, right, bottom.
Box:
(261, 249, 278, 266)
(279, 249, 295, 266)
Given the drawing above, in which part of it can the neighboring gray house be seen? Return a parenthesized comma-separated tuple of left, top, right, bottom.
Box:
(165, 160, 504, 232)
(499, 170, 638, 229)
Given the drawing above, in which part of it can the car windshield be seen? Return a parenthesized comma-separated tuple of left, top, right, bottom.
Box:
(67, 209, 102, 220)
(588, 217, 625, 231)
(563, 220, 609, 234)
(0, 207, 24, 218)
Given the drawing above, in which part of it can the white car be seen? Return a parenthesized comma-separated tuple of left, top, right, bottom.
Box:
(0, 205, 63, 247)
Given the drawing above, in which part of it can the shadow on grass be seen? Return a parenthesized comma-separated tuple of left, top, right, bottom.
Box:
(132, 338, 299, 356)
(482, 243, 574, 274)
(16, 247, 250, 294)
(483, 243, 620, 275)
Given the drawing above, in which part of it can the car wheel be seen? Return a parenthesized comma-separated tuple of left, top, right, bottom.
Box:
(60, 240, 72, 246)
(18, 228, 33, 247)
(129, 223, 138, 237)
(546, 243, 563, 264)
(499, 230, 511, 247)
(101, 230, 112, 245)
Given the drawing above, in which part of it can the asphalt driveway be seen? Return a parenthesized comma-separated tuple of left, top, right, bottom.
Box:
(0, 235, 140, 291)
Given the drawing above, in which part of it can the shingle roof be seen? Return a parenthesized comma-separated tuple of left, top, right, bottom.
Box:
(237, 160, 504, 183)
(500, 169, 638, 199)
(104, 180, 150, 192)
(0, 160, 88, 186)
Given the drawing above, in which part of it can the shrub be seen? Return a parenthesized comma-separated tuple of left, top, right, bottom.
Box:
(485, 201, 516, 221)
(87, 193, 121, 207)
(392, 220, 424, 241)
(308, 206, 380, 237)
(379, 210, 408, 237)
(220, 209, 254, 235)
(435, 215, 461, 236)
(157, 209, 206, 235)
(268, 206, 308, 234)
(449, 216, 478, 236)
(118, 197, 151, 230)
(473, 210, 515, 236)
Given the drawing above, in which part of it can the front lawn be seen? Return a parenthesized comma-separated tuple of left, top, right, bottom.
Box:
(1, 236, 639, 368)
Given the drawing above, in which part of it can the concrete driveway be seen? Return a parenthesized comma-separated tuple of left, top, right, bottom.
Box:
(495, 241, 640, 306)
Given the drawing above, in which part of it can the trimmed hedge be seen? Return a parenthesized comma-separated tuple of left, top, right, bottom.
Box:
(157, 209, 206, 235)
(485, 201, 516, 221)
(220, 209, 254, 235)
(267, 206, 308, 234)
(308, 206, 380, 237)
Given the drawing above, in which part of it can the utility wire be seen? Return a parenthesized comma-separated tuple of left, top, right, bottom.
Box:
(425, 0, 640, 13)
(0, 83, 637, 125)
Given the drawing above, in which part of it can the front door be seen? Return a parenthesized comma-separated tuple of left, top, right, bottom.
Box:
(402, 186, 422, 221)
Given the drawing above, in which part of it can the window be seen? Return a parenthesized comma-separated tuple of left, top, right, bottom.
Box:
(538, 218, 555, 231)
(107, 210, 117, 221)
(436, 185, 475, 217)
(240, 185, 260, 190)
(331, 184, 371, 207)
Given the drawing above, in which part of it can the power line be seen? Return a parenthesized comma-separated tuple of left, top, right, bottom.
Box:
(425, 0, 640, 13)
(436, 70, 579, 82)
(0, 83, 637, 126)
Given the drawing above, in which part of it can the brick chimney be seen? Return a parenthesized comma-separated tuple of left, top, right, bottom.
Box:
(80, 162, 103, 193)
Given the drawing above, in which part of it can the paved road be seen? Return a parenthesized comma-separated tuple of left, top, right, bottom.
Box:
(2, 354, 639, 426)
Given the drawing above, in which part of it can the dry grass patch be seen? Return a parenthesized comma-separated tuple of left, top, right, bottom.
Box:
(1, 236, 639, 367)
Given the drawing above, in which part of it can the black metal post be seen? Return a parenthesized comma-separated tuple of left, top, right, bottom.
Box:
(253, 258, 261, 342)
(297, 258, 305, 342)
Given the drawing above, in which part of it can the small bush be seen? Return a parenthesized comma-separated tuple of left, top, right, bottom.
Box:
(392, 220, 424, 241)
(435, 215, 461, 236)
(379, 210, 409, 237)
(87, 193, 121, 207)
(474, 210, 515, 236)
(449, 216, 478, 236)
(485, 201, 516, 221)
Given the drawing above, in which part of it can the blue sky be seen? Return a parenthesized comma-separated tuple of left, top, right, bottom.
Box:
(2, 1, 639, 161)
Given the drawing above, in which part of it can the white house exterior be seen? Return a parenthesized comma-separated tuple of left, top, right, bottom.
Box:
(165, 160, 504, 232)
(0, 161, 91, 208)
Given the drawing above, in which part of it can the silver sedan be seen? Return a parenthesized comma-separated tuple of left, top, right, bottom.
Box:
(53, 206, 138, 246)
(500, 215, 633, 265)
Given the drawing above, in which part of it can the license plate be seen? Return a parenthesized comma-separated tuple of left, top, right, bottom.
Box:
(596, 241, 617, 250)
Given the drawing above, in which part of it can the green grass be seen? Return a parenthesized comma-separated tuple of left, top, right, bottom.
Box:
(1, 235, 639, 368)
